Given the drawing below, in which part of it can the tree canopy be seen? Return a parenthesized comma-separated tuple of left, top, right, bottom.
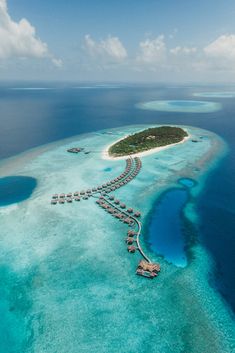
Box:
(109, 126, 187, 157)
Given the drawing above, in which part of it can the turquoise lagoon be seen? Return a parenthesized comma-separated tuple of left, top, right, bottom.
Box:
(0, 125, 234, 353)
(136, 100, 222, 113)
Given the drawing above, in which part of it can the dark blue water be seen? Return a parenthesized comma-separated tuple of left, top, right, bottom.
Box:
(0, 176, 37, 206)
(148, 188, 188, 267)
(0, 82, 234, 313)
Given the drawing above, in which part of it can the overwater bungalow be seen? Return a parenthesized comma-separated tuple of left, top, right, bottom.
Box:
(109, 195, 114, 200)
(59, 193, 65, 198)
(67, 193, 72, 197)
(83, 196, 88, 200)
(120, 203, 126, 209)
(92, 187, 97, 192)
(74, 191, 79, 196)
(67, 198, 73, 203)
(136, 269, 156, 279)
(126, 237, 135, 245)
(127, 208, 133, 213)
(80, 190, 86, 195)
(127, 246, 136, 253)
(51, 200, 57, 205)
(126, 218, 134, 226)
(74, 197, 81, 201)
(127, 230, 137, 237)
(52, 194, 58, 199)
(134, 211, 141, 217)
(123, 217, 130, 224)
(59, 199, 65, 204)
(138, 260, 160, 273)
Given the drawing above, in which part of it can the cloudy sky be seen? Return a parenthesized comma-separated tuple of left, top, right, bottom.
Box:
(1, 0, 235, 82)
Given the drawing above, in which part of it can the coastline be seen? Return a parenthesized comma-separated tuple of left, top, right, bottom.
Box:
(0, 124, 234, 353)
(102, 128, 190, 160)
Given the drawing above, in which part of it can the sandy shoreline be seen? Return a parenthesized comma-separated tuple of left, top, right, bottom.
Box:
(102, 128, 190, 160)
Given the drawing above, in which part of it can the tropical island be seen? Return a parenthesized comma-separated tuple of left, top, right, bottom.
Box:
(108, 126, 188, 157)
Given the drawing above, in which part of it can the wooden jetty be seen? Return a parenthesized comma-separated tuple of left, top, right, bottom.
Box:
(49, 155, 160, 279)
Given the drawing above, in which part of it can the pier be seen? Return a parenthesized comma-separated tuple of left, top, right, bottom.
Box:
(50, 156, 160, 279)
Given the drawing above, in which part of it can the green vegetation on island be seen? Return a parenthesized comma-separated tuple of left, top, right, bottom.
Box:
(109, 126, 188, 157)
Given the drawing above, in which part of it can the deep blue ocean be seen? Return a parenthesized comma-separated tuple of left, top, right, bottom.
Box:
(0, 82, 234, 313)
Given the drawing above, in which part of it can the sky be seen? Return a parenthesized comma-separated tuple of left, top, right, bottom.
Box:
(1, 0, 235, 82)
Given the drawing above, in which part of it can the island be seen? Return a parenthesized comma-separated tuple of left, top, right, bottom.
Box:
(108, 126, 188, 157)
(1, 124, 232, 353)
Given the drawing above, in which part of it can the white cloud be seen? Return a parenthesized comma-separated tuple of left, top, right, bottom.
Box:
(51, 58, 63, 68)
(81, 31, 235, 80)
(170, 46, 197, 55)
(0, 0, 61, 66)
(136, 35, 166, 64)
(202, 34, 235, 71)
(84, 34, 127, 62)
(204, 34, 235, 59)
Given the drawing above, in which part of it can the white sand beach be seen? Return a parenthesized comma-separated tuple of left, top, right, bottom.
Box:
(102, 129, 190, 160)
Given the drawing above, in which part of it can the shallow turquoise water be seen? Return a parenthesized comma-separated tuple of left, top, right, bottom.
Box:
(136, 100, 222, 113)
(0, 124, 234, 353)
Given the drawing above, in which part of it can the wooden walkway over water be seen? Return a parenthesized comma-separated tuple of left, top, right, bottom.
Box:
(50, 155, 160, 278)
